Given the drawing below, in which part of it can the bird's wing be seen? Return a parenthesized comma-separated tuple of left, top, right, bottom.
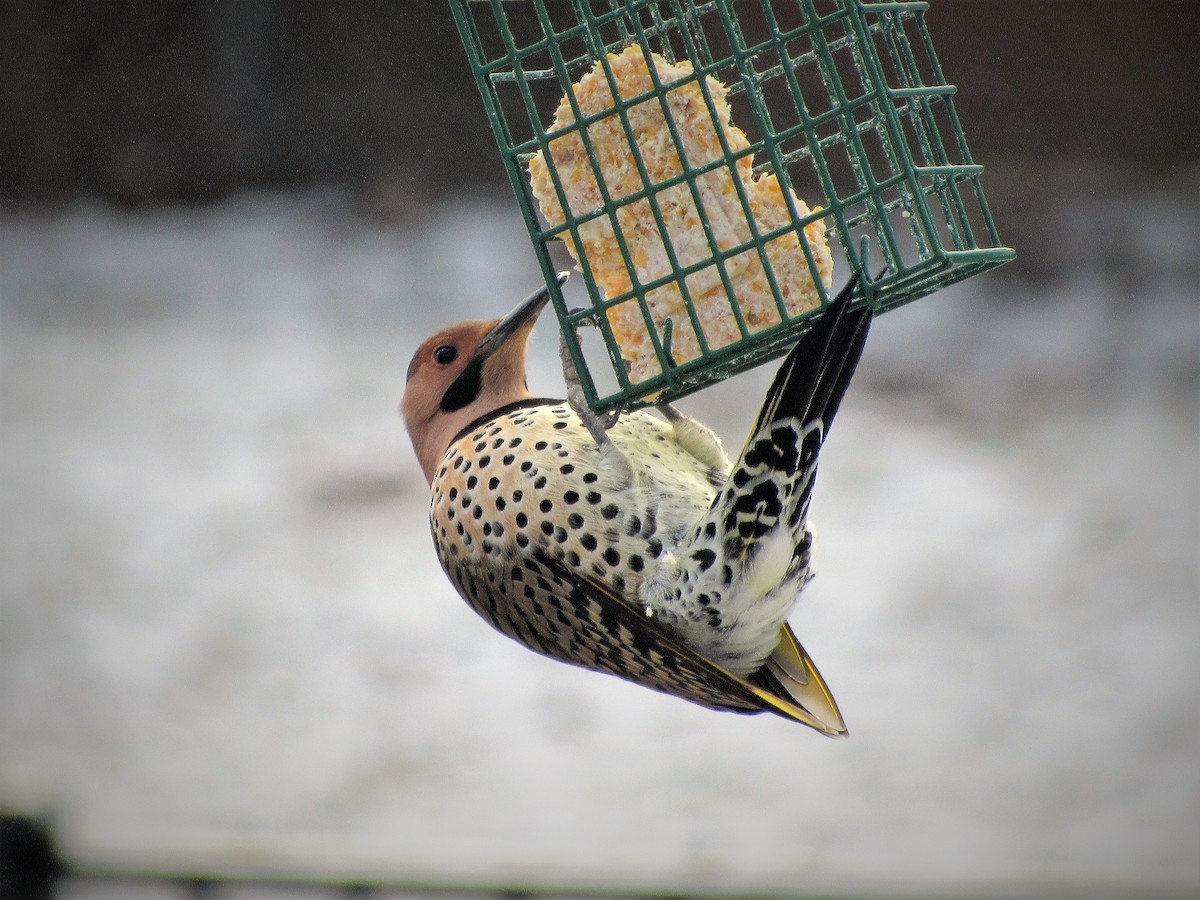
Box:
(448, 548, 844, 731)
(750, 623, 848, 736)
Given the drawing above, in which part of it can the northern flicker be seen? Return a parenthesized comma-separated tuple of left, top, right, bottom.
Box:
(402, 275, 871, 735)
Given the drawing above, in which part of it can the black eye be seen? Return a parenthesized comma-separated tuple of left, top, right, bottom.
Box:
(433, 345, 458, 365)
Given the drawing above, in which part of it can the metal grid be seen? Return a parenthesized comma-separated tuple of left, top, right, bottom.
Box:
(449, 0, 1015, 411)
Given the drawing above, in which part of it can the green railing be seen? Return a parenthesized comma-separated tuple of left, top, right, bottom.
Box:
(449, 0, 1014, 411)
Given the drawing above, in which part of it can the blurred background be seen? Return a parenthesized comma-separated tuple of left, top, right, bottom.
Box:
(1, 1, 1197, 898)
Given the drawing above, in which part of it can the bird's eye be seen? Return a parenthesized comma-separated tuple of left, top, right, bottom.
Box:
(433, 345, 458, 365)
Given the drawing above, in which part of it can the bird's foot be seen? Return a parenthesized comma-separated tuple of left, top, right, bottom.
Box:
(657, 402, 732, 472)
(560, 325, 620, 442)
(560, 324, 633, 487)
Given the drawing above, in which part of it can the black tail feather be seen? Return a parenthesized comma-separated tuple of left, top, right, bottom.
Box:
(749, 276, 872, 442)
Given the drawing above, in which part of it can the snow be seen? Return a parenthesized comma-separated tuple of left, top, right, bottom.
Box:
(1, 191, 1197, 897)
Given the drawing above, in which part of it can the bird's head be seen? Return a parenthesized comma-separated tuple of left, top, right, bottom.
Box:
(402, 278, 562, 484)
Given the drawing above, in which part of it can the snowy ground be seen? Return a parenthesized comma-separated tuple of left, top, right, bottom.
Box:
(1, 192, 1198, 897)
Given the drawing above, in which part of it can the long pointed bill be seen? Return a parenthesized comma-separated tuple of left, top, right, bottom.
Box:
(475, 272, 568, 360)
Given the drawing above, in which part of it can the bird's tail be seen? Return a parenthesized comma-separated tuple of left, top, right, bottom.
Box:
(736, 276, 871, 732)
(741, 274, 872, 462)
(717, 275, 872, 564)
(673, 277, 871, 730)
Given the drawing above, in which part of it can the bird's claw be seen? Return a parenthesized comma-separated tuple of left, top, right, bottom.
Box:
(560, 324, 634, 487)
(560, 326, 620, 442)
(660, 317, 679, 370)
(596, 408, 620, 430)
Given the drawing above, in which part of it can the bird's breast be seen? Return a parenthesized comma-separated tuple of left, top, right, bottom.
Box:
(429, 403, 717, 606)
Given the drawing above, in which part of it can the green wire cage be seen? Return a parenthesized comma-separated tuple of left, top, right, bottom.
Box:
(449, 0, 1015, 411)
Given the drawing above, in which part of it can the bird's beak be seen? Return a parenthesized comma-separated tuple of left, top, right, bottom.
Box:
(475, 272, 568, 359)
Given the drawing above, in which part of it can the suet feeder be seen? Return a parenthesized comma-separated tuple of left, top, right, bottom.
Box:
(449, 0, 1015, 411)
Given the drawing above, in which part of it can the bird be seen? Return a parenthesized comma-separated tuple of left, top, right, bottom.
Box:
(401, 274, 871, 735)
